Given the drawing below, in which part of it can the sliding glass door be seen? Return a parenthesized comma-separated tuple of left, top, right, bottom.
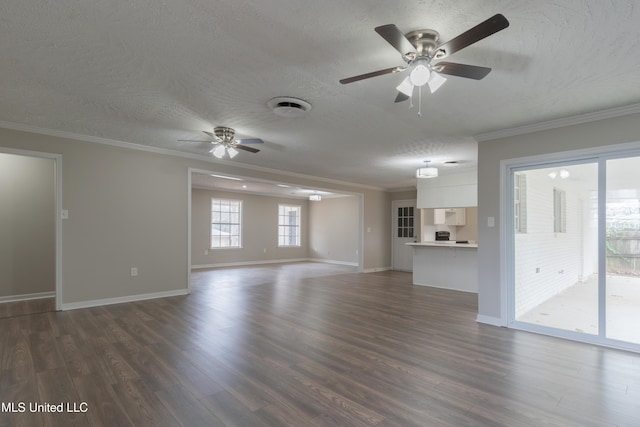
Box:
(606, 156, 640, 345)
(510, 154, 640, 350)
(512, 162, 599, 336)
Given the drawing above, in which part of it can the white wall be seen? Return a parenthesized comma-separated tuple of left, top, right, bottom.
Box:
(0, 153, 55, 298)
(191, 188, 310, 266)
(309, 196, 359, 265)
(0, 126, 394, 307)
(478, 112, 640, 323)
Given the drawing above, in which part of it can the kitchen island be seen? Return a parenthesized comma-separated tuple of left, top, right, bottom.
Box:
(407, 242, 478, 293)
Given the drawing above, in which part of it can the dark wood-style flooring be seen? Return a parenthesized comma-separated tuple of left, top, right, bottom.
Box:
(1, 262, 639, 426)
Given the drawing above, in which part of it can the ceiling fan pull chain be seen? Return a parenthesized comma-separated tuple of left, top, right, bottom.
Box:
(418, 85, 423, 117)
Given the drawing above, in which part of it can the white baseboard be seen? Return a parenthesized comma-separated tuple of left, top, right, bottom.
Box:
(60, 289, 190, 311)
(476, 314, 503, 327)
(307, 258, 358, 267)
(362, 267, 391, 273)
(412, 281, 478, 294)
(0, 291, 55, 303)
(191, 258, 310, 269)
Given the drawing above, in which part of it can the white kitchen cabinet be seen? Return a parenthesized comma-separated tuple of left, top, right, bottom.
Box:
(434, 208, 466, 225)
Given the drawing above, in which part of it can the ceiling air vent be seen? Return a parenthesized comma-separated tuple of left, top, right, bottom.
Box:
(267, 97, 312, 118)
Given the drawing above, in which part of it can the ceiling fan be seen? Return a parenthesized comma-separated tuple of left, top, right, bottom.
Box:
(340, 14, 509, 104)
(178, 126, 264, 159)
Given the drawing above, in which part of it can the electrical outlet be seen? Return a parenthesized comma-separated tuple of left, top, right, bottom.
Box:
(131, 267, 138, 276)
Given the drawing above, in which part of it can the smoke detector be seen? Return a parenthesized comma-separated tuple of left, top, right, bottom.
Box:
(267, 97, 312, 118)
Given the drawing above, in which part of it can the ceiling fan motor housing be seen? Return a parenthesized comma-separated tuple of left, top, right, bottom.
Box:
(404, 29, 440, 61)
(214, 126, 236, 143)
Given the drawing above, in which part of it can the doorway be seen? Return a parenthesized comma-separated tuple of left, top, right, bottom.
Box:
(0, 148, 61, 315)
(392, 199, 416, 272)
(508, 154, 640, 351)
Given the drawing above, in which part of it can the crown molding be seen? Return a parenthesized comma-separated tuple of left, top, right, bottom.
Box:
(0, 120, 385, 192)
(474, 102, 640, 142)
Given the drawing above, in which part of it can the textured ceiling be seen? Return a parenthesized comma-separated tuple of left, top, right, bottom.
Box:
(2, 0, 640, 189)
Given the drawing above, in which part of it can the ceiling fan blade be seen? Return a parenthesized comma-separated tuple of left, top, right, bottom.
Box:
(177, 139, 213, 143)
(202, 131, 215, 138)
(435, 14, 509, 58)
(340, 66, 405, 84)
(374, 24, 417, 58)
(237, 138, 264, 145)
(394, 92, 410, 103)
(235, 144, 260, 154)
(433, 62, 491, 80)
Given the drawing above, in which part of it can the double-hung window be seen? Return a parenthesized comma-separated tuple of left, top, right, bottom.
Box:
(278, 204, 301, 247)
(211, 198, 242, 249)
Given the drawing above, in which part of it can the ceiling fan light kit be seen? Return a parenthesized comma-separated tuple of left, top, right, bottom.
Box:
(340, 14, 509, 113)
(178, 126, 264, 159)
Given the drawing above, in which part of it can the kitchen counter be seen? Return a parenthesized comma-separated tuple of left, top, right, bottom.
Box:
(407, 242, 478, 293)
(408, 241, 478, 249)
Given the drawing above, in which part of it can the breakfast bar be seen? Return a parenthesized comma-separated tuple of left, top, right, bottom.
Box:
(407, 242, 478, 293)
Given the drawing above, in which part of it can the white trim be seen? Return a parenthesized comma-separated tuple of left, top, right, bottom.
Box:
(0, 291, 55, 303)
(0, 121, 384, 191)
(412, 282, 477, 294)
(476, 314, 503, 327)
(475, 102, 640, 142)
(307, 258, 358, 267)
(187, 169, 193, 293)
(192, 258, 310, 270)
(500, 143, 640, 351)
(0, 147, 62, 311)
(362, 267, 391, 273)
(60, 289, 190, 311)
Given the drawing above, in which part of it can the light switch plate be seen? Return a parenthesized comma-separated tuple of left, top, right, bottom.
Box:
(61, 210, 69, 219)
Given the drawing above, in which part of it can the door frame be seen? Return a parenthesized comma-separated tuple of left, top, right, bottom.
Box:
(187, 167, 365, 293)
(501, 142, 640, 352)
(0, 147, 62, 310)
(391, 199, 417, 272)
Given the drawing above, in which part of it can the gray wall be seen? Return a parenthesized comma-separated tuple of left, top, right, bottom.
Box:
(0, 153, 55, 298)
(478, 112, 640, 322)
(0, 126, 394, 306)
(191, 188, 310, 266)
(309, 196, 359, 264)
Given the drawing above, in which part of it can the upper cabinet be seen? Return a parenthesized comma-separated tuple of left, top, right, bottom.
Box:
(416, 169, 477, 208)
(434, 208, 466, 225)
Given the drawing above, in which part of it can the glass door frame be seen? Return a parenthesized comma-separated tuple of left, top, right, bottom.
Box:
(503, 148, 640, 353)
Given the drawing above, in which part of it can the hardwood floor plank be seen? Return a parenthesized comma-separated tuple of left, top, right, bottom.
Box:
(72, 373, 134, 427)
(28, 332, 65, 373)
(36, 368, 90, 427)
(0, 380, 44, 427)
(154, 384, 225, 427)
(2, 262, 640, 426)
(200, 389, 274, 427)
(111, 379, 181, 427)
